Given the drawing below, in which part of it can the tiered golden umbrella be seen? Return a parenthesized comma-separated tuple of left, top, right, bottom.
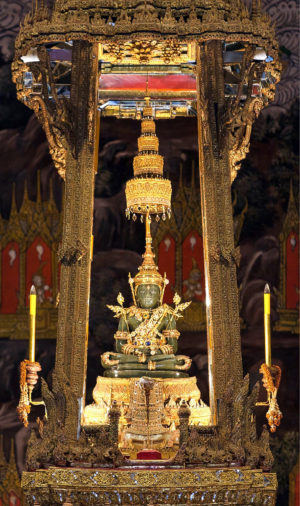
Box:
(125, 95, 172, 222)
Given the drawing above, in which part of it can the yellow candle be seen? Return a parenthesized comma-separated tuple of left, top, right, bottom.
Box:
(264, 283, 271, 366)
(29, 285, 37, 362)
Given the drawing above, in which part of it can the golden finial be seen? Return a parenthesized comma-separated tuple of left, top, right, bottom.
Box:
(117, 292, 124, 306)
(281, 178, 298, 231)
(160, 273, 169, 303)
(128, 273, 137, 305)
(251, 0, 261, 19)
(129, 212, 167, 293)
(8, 438, 18, 472)
(33, 0, 39, 16)
(173, 293, 181, 306)
(19, 178, 34, 221)
(10, 183, 18, 217)
(23, 178, 29, 203)
(289, 178, 295, 203)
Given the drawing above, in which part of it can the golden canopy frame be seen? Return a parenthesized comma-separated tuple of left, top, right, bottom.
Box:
(12, 1, 281, 504)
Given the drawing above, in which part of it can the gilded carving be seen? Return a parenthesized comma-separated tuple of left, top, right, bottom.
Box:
(102, 39, 186, 65)
(25, 375, 124, 471)
(21, 467, 277, 505)
(183, 375, 274, 469)
(13, 1, 280, 67)
(28, 95, 67, 180)
(227, 97, 264, 181)
(12, 47, 74, 180)
(218, 38, 281, 181)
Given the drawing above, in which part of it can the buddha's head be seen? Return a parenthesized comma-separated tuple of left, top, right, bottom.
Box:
(136, 283, 161, 309)
(130, 216, 169, 309)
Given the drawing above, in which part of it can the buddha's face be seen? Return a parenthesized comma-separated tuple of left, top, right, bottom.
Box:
(136, 284, 161, 309)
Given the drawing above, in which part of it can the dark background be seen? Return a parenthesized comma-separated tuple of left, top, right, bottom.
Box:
(0, 1, 299, 505)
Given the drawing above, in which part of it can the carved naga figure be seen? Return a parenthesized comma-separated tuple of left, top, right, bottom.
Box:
(101, 216, 191, 378)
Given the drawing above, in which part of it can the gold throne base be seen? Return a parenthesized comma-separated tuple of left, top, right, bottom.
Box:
(83, 376, 211, 452)
(22, 467, 277, 505)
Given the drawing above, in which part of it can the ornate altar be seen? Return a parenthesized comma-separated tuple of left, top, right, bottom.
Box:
(274, 180, 299, 333)
(12, 0, 281, 504)
(0, 175, 61, 340)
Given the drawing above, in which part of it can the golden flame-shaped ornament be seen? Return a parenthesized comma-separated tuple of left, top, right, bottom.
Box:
(133, 212, 165, 289)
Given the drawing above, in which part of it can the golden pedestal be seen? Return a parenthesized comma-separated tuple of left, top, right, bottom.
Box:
(83, 376, 211, 452)
(83, 376, 210, 425)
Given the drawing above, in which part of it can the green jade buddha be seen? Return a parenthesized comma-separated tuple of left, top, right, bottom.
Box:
(101, 217, 192, 379)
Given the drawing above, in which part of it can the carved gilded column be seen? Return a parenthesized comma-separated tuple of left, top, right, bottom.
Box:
(196, 41, 243, 423)
(55, 41, 99, 437)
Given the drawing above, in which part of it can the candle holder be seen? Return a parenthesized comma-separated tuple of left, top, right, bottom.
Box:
(256, 363, 283, 432)
(17, 360, 45, 427)
(256, 284, 282, 432)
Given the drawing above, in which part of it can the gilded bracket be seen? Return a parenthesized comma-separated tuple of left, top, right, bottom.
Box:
(12, 47, 75, 180)
(220, 47, 281, 182)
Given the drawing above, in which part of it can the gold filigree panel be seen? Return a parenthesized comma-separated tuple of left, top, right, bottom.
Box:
(21, 467, 277, 505)
(100, 40, 194, 65)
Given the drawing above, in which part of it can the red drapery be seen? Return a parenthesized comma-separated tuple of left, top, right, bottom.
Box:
(0, 241, 20, 314)
(286, 230, 299, 309)
(25, 237, 52, 306)
(182, 230, 205, 302)
(158, 234, 176, 304)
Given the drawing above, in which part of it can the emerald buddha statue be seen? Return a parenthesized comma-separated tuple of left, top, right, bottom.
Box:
(101, 216, 192, 378)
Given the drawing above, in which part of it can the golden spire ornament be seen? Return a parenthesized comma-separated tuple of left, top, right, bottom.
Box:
(133, 212, 166, 290)
(125, 93, 172, 222)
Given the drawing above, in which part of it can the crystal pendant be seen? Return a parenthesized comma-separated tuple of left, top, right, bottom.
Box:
(155, 215, 160, 222)
(132, 213, 137, 221)
(140, 215, 144, 223)
(162, 213, 166, 221)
